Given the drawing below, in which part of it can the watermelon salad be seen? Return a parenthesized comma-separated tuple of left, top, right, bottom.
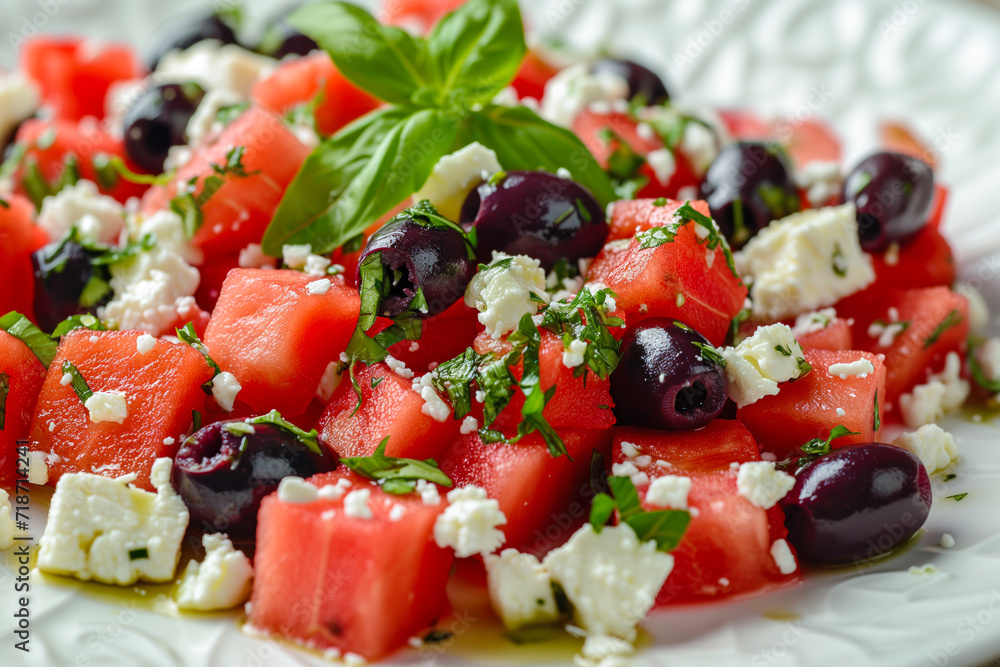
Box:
(0, 0, 996, 664)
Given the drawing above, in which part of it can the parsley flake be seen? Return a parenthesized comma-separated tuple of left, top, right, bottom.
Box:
(340, 436, 452, 494)
(777, 424, 860, 472)
(945, 493, 968, 502)
(61, 360, 94, 405)
(923, 310, 963, 349)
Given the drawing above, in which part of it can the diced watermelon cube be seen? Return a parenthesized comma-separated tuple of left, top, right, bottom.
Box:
(862, 223, 955, 293)
(249, 470, 452, 660)
(795, 318, 852, 351)
(737, 349, 886, 459)
(387, 301, 482, 375)
(0, 330, 48, 486)
(140, 107, 310, 258)
(605, 198, 710, 242)
(317, 362, 459, 461)
(612, 421, 798, 604)
(440, 428, 613, 554)
(0, 195, 48, 321)
(511, 50, 560, 101)
(204, 269, 359, 418)
(29, 330, 213, 491)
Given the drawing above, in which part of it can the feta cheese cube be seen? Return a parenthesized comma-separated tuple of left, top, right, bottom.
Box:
(645, 475, 691, 510)
(892, 424, 958, 475)
(385, 355, 414, 379)
(737, 204, 875, 320)
(736, 462, 795, 509)
(465, 252, 550, 339)
(542, 523, 673, 640)
(37, 180, 125, 245)
(434, 485, 507, 558)
(37, 458, 189, 585)
(413, 142, 502, 221)
(211, 372, 242, 413)
(277, 476, 319, 504)
(611, 461, 649, 487)
(416, 479, 441, 506)
(0, 490, 16, 549)
(770, 538, 797, 575)
(306, 278, 331, 295)
(645, 148, 676, 186)
(460, 415, 479, 435)
(540, 62, 629, 128)
(412, 373, 451, 422)
(790, 307, 837, 338)
(136, 334, 157, 355)
(828, 358, 875, 379)
(282, 244, 313, 269)
(484, 548, 559, 630)
(721, 324, 808, 407)
(304, 254, 332, 277)
(85, 391, 129, 424)
(175, 533, 253, 611)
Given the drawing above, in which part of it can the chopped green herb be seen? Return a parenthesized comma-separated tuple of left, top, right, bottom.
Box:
(218, 101, 251, 127)
(248, 410, 323, 456)
(89, 234, 157, 267)
(635, 203, 739, 278)
(422, 629, 455, 644)
(774, 344, 792, 357)
(540, 286, 623, 383)
(176, 322, 221, 392)
(796, 356, 813, 376)
(371, 376, 383, 389)
(945, 493, 968, 502)
(693, 341, 727, 368)
(95, 154, 173, 186)
(0, 311, 57, 368)
(653, 197, 668, 207)
(0, 197, 8, 209)
(873, 389, 881, 432)
(831, 243, 847, 277)
(969, 342, 1000, 393)
(777, 424, 860, 472)
(192, 410, 202, 432)
(78, 275, 112, 309)
(0, 372, 8, 431)
(923, 310, 963, 349)
(128, 548, 149, 561)
(51, 314, 109, 338)
(61, 360, 94, 404)
(340, 436, 452, 494)
(589, 476, 691, 552)
(944, 473, 957, 482)
(171, 145, 256, 238)
(225, 422, 256, 437)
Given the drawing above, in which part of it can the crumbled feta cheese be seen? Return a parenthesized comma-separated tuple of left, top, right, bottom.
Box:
(343, 489, 373, 520)
(677, 121, 719, 175)
(0, 71, 39, 150)
(542, 523, 673, 640)
(794, 160, 841, 208)
(304, 254, 332, 277)
(790, 307, 837, 338)
(37, 180, 125, 244)
(883, 242, 900, 267)
(828, 358, 875, 379)
(892, 424, 958, 475)
(306, 278, 331, 296)
(238, 243, 277, 269)
(611, 461, 649, 487)
(721, 324, 809, 407)
(416, 479, 441, 506)
(315, 361, 343, 403)
(899, 352, 969, 428)
(737, 462, 795, 509)
(460, 415, 479, 435)
(282, 244, 313, 269)
(154, 40, 276, 98)
(175, 533, 253, 611)
(562, 339, 588, 369)
(132, 209, 203, 264)
(540, 62, 629, 128)
(389, 504, 406, 522)
(434, 486, 507, 557)
(909, 563, 938, 576)
(940, 533, 956, 549)
(737, 204, 875, 320)
(620, 441, 640, 458)
(27, 451, 48, 485)
(413, 142, 502, 221)
(955, 282, 990, 332)
(868, 317, 908, 348)
(317, 478, 351, 502)
(645, 148, 676, 186)
(484, 548, 559, 630)
(277, 477, 319, 504)
(0, 490, 16, 549)
(60, 372, 73, 386)
(37, 458, 189, 585)
(412, 373, 451, 422)
(136, 334, 157, 355)
(85, 391, 129, 424)
(645, 475, 691, 509)
(976, 338, 1000, 384)
(466, 252, 550, 339)
(211, 372, 242, 413)
(770, 538, 797, 575)
(386, 355, 414, 379)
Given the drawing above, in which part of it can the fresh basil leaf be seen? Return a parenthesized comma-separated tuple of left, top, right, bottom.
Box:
(51, 314, 109, 338)
(432, 348, 484, 420)
(94, 154, 172, 186)
(90, 233, 157, 266)
(340, 436, 453, 494)
(777, 424, 861, 472)
(425, 0, 525, 105)
(249, 410, 322, 456)
(176, 322, 221, 392)
(262, 106, 419, 255)
(0, 372, 8, 431)
(588, 492, 616, 532)
(923, 309, 963, 349)
(0, 311, 57, 368)
(61, 360, 93, 404)
(289, 2, 428, 106)
(970, 344, 1000, 393)
(608, 475, 643, 520)
(624, 508, 691, 552)
(461, 105, 616, 208)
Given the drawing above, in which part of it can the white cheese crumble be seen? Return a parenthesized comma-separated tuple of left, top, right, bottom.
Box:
(460, 415, 479, 435)
(611, 461, 649, 487)
(645, 475, 691, 510)
(976, 338, 1000, 385)
(794, 160, 841, 208)
(465, 252, 550, 339)
(282, 244, 313, 269)
(277, 476, 319, 504)
(154, 40, 276, 98)
(434, 486, 507, 558)
(37, 180, 126, 245)
(542, 523, 673, 641)
(736, 204, 875, 321)
(317, 478, 352, 502)
(304, 254, 332, 277)
(562, 338, 588, 369)
(343, 489, 373, 520)
(85, 391, 129, 424)
(413, 142, 502, 221)
(577, 635, 635, 667)
(899, 352, 970, 428)
(620, 441, 640, 458)
(136, 334, 157, 355)
(183, 87, 242, 147)
(315, 361, 343, 403)
(27, 451, 48, 485)
(211, 372, 242, 413)
(238, 243, 277, 269)
(484, 548, 560, 630)
(60, 372, 73, 386)
(37, 458, 189, 585)
(0, 490, 16, 549)
(540, 62, 629, 128)
(386, 355, 414, 379)
(770, 538, 797, 575)
(175, 533, 254, 611)
(645, 148, 676, 186)
(721, 324, 809, 407)
(0, 71, 38, 151)
(306, 278, 331, 296)
(737, 462, 795, 509)
(416, 479, 441, 506)
(790, 307, 837, 338)
(941, 533, 956, 549)
(868, 312, 909, 348)
(892, 424, 958, 475)
(678, 121, 719, 175)
(412, 374, 451, 422)
(828, 358, 875, 379)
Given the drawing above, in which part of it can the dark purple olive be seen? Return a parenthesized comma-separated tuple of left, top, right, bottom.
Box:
(699, 142, 801, 249)
(258, 4, 319, 59)
(123, 82, 205, 174)
(460, 170, 606, 270)
(841, 151, 934, 252)
(172, 420, 336, 545)
(358, 216, 475, 318)
(590, 58, 670, 105)
(781, 443, 932, 566)
(31, 239, 104, 332)
(145, 13, 240, 70)
(609, 318, 729, 430)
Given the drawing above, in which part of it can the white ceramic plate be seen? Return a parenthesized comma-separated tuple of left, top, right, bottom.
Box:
(2, 0, 1000, 665)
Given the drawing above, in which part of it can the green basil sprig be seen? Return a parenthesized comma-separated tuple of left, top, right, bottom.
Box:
(261, 0, 614, 256)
